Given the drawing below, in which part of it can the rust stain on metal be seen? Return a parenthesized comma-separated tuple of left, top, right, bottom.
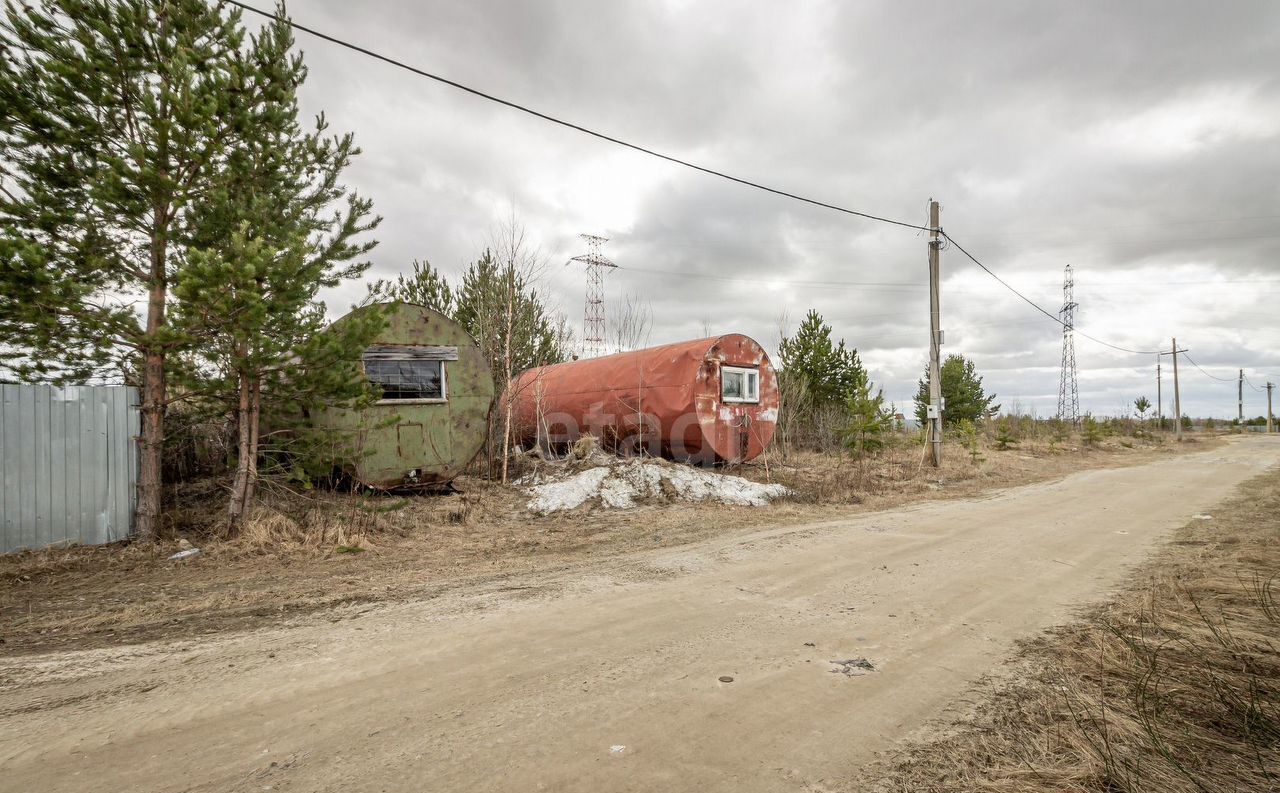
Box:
(508, 334, 779, 463)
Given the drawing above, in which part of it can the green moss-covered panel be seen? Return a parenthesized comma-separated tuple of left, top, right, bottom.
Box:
(316, 302, 494, 488)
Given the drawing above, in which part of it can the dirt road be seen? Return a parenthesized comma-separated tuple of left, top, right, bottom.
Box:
(3, 437, 1277, 792)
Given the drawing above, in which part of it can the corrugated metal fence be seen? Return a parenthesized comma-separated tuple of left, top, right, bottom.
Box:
(1, 384, 138, 553)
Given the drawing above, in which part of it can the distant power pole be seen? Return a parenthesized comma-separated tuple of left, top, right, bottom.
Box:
(1268, 382, 1275, 434)
(927, 199, 944, 467)
(1156, 359, 1163, 430)
(569, 234, 617, 358)
(1056, 264, 1080, 424)
(1172, 337, 1183, 441)
(1239, 369, 1244, 425)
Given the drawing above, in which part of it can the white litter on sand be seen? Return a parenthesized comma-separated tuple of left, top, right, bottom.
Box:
(525, 459, 791, 515)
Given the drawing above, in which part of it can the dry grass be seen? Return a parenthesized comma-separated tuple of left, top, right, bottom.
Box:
(863, 468, 1280, 792)
(0, 433, 1208, 655)
(746, 432, 1171, 507)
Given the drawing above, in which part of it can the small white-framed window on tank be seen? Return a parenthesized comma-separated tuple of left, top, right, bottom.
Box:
(721, 365, 760, 403)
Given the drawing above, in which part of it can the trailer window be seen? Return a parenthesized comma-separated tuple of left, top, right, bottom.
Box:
(364, 356, 446, 402)
(721, 366, 759, 403)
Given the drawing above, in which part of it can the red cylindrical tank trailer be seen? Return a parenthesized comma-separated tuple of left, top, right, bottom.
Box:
(507, 334, 779, 464)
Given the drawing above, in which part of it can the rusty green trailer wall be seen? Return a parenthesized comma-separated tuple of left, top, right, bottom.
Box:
(316, 302, 494, 488)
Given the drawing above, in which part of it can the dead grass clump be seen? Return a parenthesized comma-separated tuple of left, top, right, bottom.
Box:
(866, 472, 1280, 792)
(235, 503, 381, 551)
(0, 541, 165, 585)
(155, 475, 486, 555)
(571, 435, 597, 459)
(227, 483, 486, 553)
(748, 438, 1001, 506)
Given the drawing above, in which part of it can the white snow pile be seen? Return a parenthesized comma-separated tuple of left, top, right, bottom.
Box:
(524, 459, 792, 515)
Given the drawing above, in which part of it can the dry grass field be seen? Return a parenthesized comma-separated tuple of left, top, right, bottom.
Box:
(1, 433, 1202, 655)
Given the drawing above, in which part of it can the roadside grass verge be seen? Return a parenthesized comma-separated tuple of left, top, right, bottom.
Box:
(0, 438, 1215, 655)
(865, 468, 1280, 792)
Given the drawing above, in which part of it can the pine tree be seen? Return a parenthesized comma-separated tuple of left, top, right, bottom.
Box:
(372, 259, 455, 315)
(0, 0, 268, 540)
(171, 9, 381, 530)
(453, 248, 565, 390)
(841, 380, 892, 460)
(777, 309, 869, 405)
(1134, 395, 1152, 424)
(914, 354, 999, 427)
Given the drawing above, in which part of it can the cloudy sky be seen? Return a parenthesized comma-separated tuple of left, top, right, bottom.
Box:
(281, 0, 1279, 419)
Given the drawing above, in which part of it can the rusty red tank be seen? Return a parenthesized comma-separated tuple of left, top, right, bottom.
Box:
(507, 334, 779, 464)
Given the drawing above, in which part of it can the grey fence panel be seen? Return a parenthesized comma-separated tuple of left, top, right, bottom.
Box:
(0, 384, 138, 553)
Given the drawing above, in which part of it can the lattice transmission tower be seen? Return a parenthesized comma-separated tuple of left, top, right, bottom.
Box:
(569, 234, 617, 358)
(1056, 264, 1080, 424)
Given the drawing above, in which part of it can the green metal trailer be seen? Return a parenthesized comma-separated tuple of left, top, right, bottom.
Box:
(315, 302, 493, 489)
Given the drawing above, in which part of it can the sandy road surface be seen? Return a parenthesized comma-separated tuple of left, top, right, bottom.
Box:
(3, 437, 1278, 793)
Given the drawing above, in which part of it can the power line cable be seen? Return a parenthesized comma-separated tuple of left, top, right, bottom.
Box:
(1182, 353, 1235, 382)
(230, 1, 1199, 362)
(618, 265, 917, 290)
(225, 0, 930, 233)
(958, 213, 1280, 237)
(940, 232, 1162, 355)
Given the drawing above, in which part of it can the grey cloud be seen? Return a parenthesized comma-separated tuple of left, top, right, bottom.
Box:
(294, 0, 1280, 419)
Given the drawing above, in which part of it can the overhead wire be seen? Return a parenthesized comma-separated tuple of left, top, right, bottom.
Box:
(231, 1, 1222, 363)
(617, 265, 917, 291)
(1181, 353, 1235, 382)
(225, 0, 930, 233)
(940, 232, 1162, 355)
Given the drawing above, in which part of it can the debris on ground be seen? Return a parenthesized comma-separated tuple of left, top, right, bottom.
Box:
(523, 458, 791, 514)
(830, 658, 876, 676)
(168, 548, 201, 561)
(718, 675, 735, 683)
(1193, 513, 1213, 520)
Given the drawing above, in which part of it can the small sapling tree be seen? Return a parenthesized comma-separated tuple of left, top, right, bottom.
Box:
(841, 381, 892, 461)
(994, 418, 1019, 450)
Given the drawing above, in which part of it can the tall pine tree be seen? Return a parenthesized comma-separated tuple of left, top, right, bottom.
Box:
(0, 0, 270, 539)
(454, 247, 566, 389)
(172, 8, 381, 530)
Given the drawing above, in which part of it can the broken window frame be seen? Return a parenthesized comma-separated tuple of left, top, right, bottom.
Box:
(363, 349, 449, 404)
(721, 365, 760, 404)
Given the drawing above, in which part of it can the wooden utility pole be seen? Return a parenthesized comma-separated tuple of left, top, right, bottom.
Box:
(1172, 337, 1183, 441)
(1238, 369, 1244, 425)
(927, 199, 943, 467)
(1156, 360, 1163, 430)
(1268, 382, 1275, 433)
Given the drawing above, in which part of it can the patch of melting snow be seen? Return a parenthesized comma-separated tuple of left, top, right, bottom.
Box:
(525, 459, 791, 514)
